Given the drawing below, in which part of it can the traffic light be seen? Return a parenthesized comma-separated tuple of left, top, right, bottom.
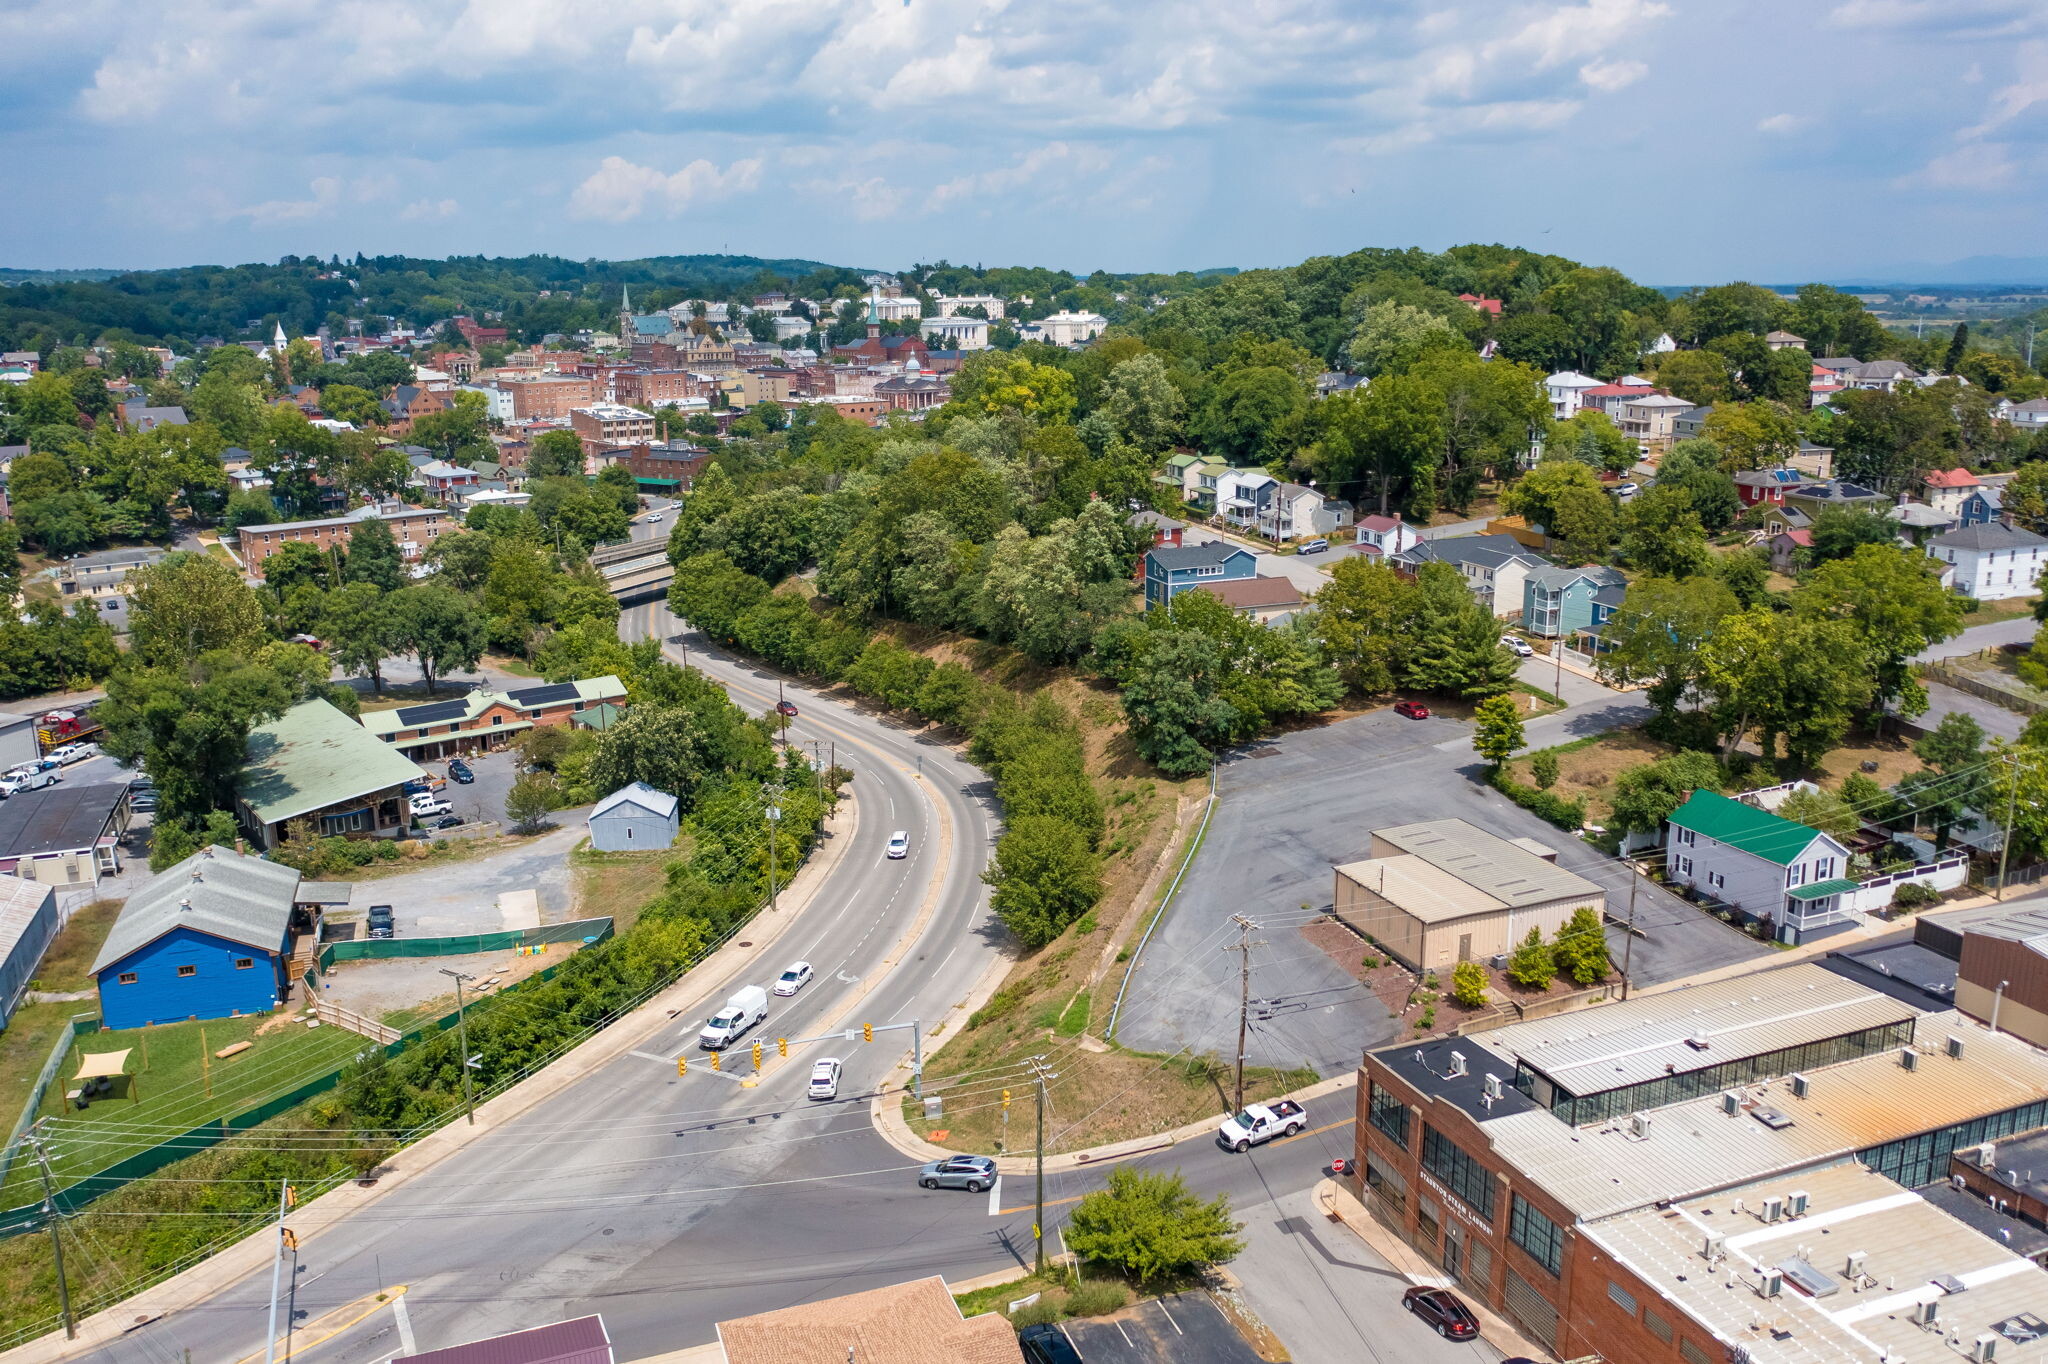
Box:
(777, 1037, 788, 1059)
(1003, 1089, 1013, 1110)
(710, 1050, 721, 1072)
(752, 1040, 763, 1072)
(863, 1022, 874, 1043)
(281, 1228, 299, 1251)
(284, 1186, 297, 1208)
(676, 1056, 688, 1076)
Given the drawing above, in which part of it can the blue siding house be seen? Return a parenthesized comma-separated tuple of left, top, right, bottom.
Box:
(1958, 486, 2004, 527)
(1142, 542, 1257, 610)
(1522, 564, 1627, 639)
(92, 846, 305, 1030)
(588, 782, 680, 852)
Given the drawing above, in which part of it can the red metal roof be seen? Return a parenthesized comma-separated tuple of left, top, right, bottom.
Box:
(395, 1316, 612, 1364)
(1924, 467, 1979, 488)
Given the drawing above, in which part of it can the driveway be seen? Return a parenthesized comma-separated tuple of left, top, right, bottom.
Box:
(1916, 614, 2037, 663)
(342, 819, 585, 939)
(1114, 700, 1766, 1075)
(1180, 525, 1333, 597)
(1916, 679, 2025, 742)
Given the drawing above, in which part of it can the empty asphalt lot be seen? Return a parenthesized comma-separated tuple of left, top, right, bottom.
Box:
(1113, 703, 1771, 1076)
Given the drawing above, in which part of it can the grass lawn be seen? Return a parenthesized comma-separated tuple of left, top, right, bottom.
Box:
(571, 842, 684, 930)
(0, 1011, 368, 1205)
(33, 900, 121, 994)
(484, 653, 541, 678)
(1961, 595, 2038, 629)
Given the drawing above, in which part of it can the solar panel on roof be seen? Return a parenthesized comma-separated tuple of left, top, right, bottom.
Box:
(396, 699, 469, 725)
(509, 682, 579, 708)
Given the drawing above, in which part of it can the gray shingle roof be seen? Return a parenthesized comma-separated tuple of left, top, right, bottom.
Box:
(1396, 533, 1549, 571)
(91, 846, 302, 975)
(1147, 542, 1250, 572)
(1932, 521, 2048, 552)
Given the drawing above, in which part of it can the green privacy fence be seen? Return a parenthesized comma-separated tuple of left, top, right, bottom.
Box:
(314, 916, 613, 971)
(0, 919, 613, 1237)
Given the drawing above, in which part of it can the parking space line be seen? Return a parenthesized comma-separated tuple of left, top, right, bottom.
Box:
(1115, 1319, 1135, 1347)
(1155, 1297, 1182, 1335)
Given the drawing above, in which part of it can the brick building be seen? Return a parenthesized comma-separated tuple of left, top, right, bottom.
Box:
(360, 676, 628, 761)
(237, 503, 452, 579)
(613, 368, 703, 408)
(1354, 959, 2048, 1364)
(590, 441, 711, 496)
(493, 374, 599, 421)
(570, 403, 657, 458)
(875, 373, 950, 413)
(379, 384, 450, 436)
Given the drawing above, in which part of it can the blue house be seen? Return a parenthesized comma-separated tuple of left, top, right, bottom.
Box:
(588, 782, 680, 852)
(91, 846, 306, 1030)
(1958, 485, 2004, 527)
(1142, 542, 1257, 610)
(1522, 564, 1628, 639)
(1577, 582, 1628, 655)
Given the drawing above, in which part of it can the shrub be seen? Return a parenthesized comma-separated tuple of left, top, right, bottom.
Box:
(1891, 881, 1942, 911)
(1450, 961, 1488, 1008)
(1489, 765, 1586, 830)
(1507, 926, 1554, 989)
(1552, 907, 1611, 985)
(1063, 1280, 1132, 1317)
(1530, 749, 1560, 791)
(1064, 1169, 1245, 1287)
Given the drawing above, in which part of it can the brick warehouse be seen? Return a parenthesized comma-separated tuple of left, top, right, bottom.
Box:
(1354, 958, 2048, 1364)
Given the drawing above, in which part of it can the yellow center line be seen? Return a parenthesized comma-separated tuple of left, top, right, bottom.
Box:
(996, 1117, 1356, 1215)
(231, 1283, 408, 1364)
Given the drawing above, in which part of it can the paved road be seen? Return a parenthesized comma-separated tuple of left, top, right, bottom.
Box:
(1178, 525, 1331, 596)
(1916, 614, 2037, 663)
(74, 599, 1005, 1364)
(1112, 702, 1768, 1076)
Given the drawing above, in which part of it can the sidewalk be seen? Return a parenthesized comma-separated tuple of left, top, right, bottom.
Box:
(1311, 1178, 1550, 1361)
(0, 793, 863, 1364)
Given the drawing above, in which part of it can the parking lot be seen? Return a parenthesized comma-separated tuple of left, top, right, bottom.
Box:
(1050, 1293, 1268, 1364)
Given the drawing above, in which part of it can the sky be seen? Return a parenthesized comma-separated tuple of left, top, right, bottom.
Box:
(3, 0, 2046, 284)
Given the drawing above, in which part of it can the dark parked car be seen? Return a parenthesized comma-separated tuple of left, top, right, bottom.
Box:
(916, 1155, 996, 1191)
(774, 699, 799, 718)
(447, 759, 474, 784)
(1402, 1287, 1479, 1340)
(1017, 1324, 1084, 1364)
(432, 815, 465, 829)
(366, 905, 396, 940)
(1393, 700, 1432, 720)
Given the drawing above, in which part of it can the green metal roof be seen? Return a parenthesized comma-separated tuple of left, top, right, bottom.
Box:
(1666, 789, 1829, 867)
(1786, 877, 1859, 902)
(574, 702, 626, 731)
(239, 699, 426, 827)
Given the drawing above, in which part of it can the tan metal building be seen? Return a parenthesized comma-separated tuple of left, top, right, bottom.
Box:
(1331, 819, 1603, 971)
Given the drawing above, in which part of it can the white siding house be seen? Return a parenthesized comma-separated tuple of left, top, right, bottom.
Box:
(1664, 789, 1855, 944)
(1925, 522, 2048, 601)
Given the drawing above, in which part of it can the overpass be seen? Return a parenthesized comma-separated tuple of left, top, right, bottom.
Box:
(592, 539, 674, 604)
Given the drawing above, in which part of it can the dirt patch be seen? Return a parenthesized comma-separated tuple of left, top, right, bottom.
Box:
(1509, 729, 1673, 823)
(572, 846, 681, 929)
(1811, 732, 1921, 789)
(316, 945, 575, 1029)
(253, 1014, 298, 1038)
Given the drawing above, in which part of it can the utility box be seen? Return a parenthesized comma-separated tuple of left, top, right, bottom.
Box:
(923, 1096, 944, 1121)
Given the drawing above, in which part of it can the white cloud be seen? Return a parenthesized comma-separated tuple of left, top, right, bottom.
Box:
(1757, 113, 1807, 134)
(229, 174, 389, 225)
(927, 142, 1114, 210)
(1578, 57, 1647, 92)
(400, 197, 458, 221)
(1899, 142, 2017, 190)
(568, 154, 763, 222)
(1829, 0, 2045, 36)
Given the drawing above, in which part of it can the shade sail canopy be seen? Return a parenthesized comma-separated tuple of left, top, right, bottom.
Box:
(73, 1049, 131, 1081)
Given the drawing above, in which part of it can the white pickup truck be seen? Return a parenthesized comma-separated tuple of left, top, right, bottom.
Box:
(1217, 1099, 1306, 1152)
(698, 985, 769, 1050)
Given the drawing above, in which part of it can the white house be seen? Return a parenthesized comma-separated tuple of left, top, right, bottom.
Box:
(1268, 482, 1351, 540)
(1214, 468, 1277, 533)
(1664, 789, 1855, 944)
(1352, 513, 1421, 558)
(1544, 371, 1603, 420)
(1926, 522, 2048, 601)
(931, 293, 1006, 320)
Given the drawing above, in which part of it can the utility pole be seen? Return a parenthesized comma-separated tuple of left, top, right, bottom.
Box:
(764, 784, 785, 911)
(1619, 858, 1641, 1000)
(1997, 752, 2023, 901)
(262, 1179, 292, 1364)
(29, 1123, 72, 1340)
(1026, 1055, 1058, 1275)
(440, 969, 477, 1124)
(1225, 915, 1265, 1116)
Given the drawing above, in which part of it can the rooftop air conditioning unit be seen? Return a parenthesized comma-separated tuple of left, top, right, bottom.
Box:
(1483, 1074, 1503, 1100)
(1722, 1091, 1743, 1116)
(1447, 1050, 1468, 1078)
(1949, 1035, 1967, 1059)
(1902, 1048, 1920, 1071)
(1914, 1300, 1940, 1327)
(1686, 1030, 1711, 1051)
(1974, 1143, 1997, 1169)
(1845, 1250, 1867, 1279)
(1631, 1112, 1653, 1140)
(1761, 1195, 1784, 1224)
(1788, 1190, 1810, 1217)
(1759, 1269, 1783, 1299)
(1702, 1233, 1725, 1262)
(1789, 1073, 1810, 1099)
(1974, 1332, 2000, 1362)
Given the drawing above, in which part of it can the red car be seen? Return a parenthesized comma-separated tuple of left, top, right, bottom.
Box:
(774, 700, 799, 718)
(1393, 700, 1431, 720)
(1402, 1286, 1479, 1340)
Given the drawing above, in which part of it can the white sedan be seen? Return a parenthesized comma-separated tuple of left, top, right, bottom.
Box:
(808, 1058, 842, 1101)
(773, 961, 813, 996)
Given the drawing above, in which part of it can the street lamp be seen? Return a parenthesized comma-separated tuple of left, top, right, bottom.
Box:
(764, 783, 785, 912)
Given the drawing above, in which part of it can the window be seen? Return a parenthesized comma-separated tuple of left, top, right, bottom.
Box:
(1674, 855, 1692, 876)
(235, 958, 254, 970)
(1675, 827, 1696, 847)
(1509, 1195, 1564, 1276)
(117, 972, 137, 985)
(625, 827, 635, 842)
(1421, 1126, 1496, 1222)
(1814, 856, 1836, 880)
(1368, 1084, 1410, 1148)
(1787, 862, 1806, 886)
(1707, 871, 1725, 890)
(177, 965, 196, 978)
(1608, 1281, 1638, 1315)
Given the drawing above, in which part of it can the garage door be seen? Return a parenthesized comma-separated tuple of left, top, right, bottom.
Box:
(1503, 1269, 1559, 1352)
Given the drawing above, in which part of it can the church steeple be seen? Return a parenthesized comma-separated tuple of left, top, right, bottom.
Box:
(618, 284, 633, 342)
(865, 287, 881, 341)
